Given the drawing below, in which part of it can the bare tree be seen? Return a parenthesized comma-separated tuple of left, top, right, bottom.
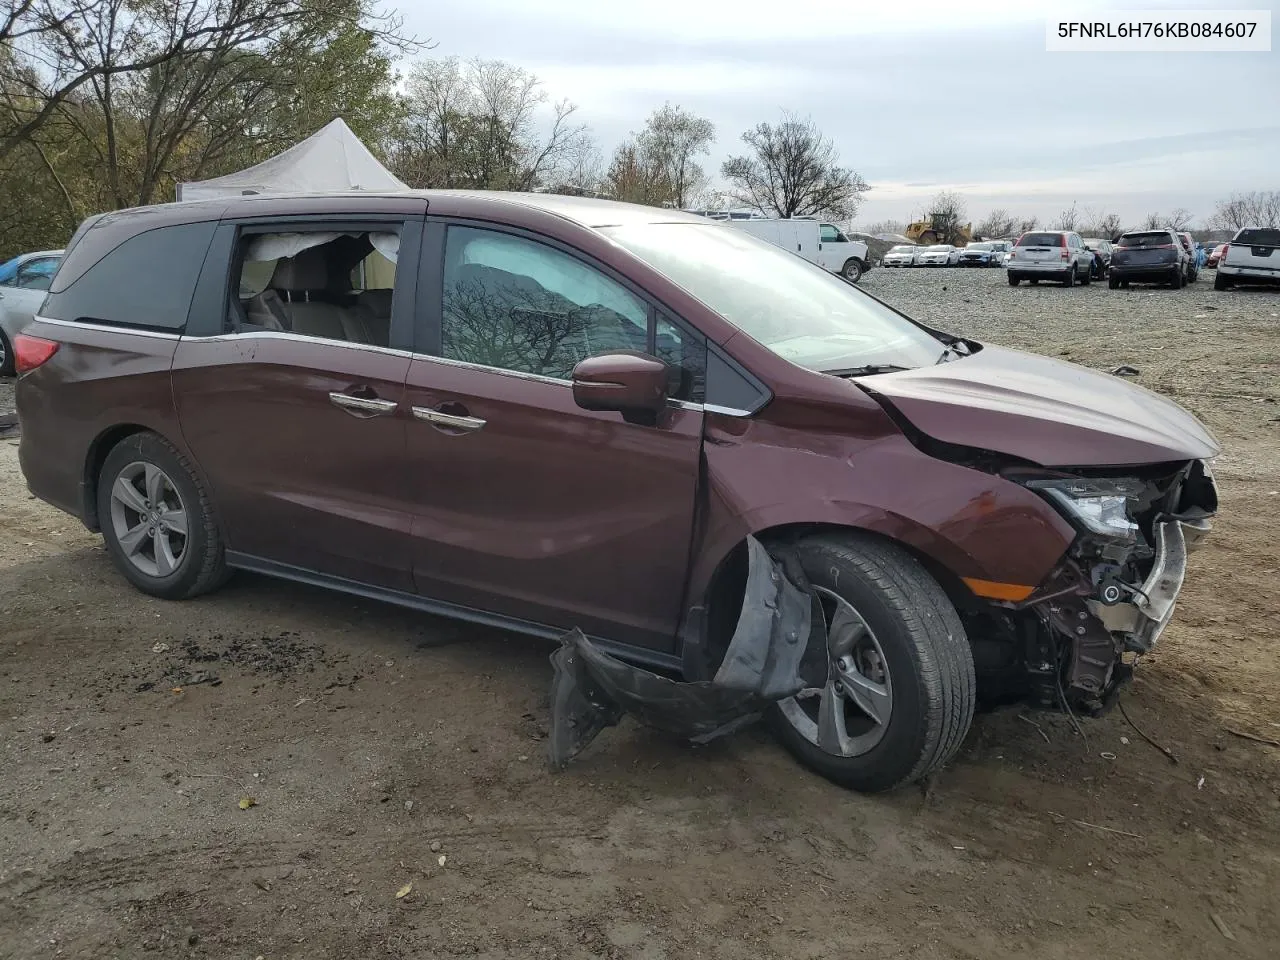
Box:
(1163, 207, 1193, 231)
(1086, 211, 1124, 239)
(635, 102, 714, 209)
(0, 0, 410, 163)
(721, 111, 868, 220)
(975, 208, 1016, 239)
(393, 56, 593, 192)
(1014, 215, 1039, 234)
(861, 218, 906, 236)
(1052, 201, 1079, 231)
(1211, 191, 1280, 230)
(1141, 211, 1164, 230)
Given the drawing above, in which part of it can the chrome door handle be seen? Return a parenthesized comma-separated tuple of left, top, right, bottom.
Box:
(329, 392, 397, 415)
(412, 407, 486, 431)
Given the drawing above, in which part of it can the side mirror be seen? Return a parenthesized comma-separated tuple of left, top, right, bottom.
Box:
(571, 351, 670, 425)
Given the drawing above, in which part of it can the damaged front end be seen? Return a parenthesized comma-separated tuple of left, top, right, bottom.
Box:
(1005, 459, 1219, 714)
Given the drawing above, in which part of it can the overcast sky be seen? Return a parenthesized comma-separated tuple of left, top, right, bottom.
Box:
(397, 0, 1279, 228)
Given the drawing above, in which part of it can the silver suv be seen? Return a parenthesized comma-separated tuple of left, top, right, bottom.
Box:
(1006, 231, 1094, 287)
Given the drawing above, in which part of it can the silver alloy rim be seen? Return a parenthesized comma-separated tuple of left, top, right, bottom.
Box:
(108, 461, 189, 578)
(778, 586, 893, 757)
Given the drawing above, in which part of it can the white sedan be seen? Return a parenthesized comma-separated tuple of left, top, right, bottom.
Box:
(917, 244, 959, 266)
(881, 245, 919, 267)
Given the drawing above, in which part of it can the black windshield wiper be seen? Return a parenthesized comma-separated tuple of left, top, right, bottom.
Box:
(824, 364, 910, 377)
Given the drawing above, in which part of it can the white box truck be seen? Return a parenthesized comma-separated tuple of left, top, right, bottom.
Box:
(727, 218, 871, 282)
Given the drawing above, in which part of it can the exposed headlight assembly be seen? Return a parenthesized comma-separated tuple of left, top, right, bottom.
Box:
(1021, 476, 1146, 539)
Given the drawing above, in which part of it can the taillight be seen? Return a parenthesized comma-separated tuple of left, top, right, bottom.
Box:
(1221, 245, 1230, 263)
(13, 334, 59, 374)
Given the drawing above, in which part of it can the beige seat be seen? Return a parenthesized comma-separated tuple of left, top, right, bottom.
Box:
(269, 249, 351, 341)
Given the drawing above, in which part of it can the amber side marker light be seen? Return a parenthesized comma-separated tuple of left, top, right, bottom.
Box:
(962, 578, 1036, 602)
(13, 334, 59, 374)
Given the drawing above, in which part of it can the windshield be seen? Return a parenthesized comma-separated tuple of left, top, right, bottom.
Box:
(965, 243, 992, 251)
(925, 245, 953, 252)
(603, 223, 944, 373)
(888, 245, 914, 253)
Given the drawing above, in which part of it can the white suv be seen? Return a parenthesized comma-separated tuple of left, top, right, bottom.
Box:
(1006, 232, 1094, 287)
(1215, 227, 1280, 290)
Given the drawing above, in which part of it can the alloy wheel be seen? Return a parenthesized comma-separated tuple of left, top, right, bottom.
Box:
(108, 461, 189, 578)
(777, 587, 893, 757)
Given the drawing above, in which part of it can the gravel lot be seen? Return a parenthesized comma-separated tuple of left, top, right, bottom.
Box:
(2, 267, 1278, 959)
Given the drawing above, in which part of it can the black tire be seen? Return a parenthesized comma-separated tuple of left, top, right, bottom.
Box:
(1030, 278, 1039, 285)
(97, 431, 229, 600)
(1063, 265, 1075, 287)
(1007, 273, 1020, 286)
(0, 327, 13, 378)
(1079, 262, 1091, 285)
(767, 533, 976, 792)
(1108, 274, 1120, 289)
(1214, 273, 1232, 291)
(1167, 268, 1181, 289)
(841, 259, 864, 282)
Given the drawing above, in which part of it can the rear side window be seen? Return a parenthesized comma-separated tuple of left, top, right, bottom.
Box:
(1235, 228, 1280, 246)
(1017, 233, 1064, 247)
(1118, 232, 1172, 247)
(43, 222, 216, 332)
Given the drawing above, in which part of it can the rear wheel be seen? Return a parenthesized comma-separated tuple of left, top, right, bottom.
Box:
(1007, 273, 1020, 286)
(1079, 261, 1091, 285)
(1063, 266, 1075, 287)
(1168, 267, 1182, 289)
(1030, 278, 1040, 285)
(1214, 273, 1233, 291)
(768, 533, 976, 792)
(1108, 274, 1120, 289)
(98, 432, 229, 600)
(0, 328, 12, 378)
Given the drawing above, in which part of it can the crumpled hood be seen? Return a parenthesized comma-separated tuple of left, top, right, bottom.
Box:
(860, 344, 1220, 467)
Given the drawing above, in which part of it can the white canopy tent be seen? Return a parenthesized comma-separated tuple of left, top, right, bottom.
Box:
(177, 118, 407, 201)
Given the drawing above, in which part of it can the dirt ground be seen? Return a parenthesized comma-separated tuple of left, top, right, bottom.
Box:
(1, 269, 1278, 959)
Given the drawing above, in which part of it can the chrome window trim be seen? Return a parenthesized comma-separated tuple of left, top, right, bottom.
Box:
(186, 329, 415, 359)
(33, 316, 182, 341)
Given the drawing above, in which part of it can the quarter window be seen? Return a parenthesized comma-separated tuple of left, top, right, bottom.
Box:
(441, 226, 649, 381)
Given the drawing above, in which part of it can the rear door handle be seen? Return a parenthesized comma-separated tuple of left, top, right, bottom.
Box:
(329, 392, 398, 416)
(412, 407, 486, 432)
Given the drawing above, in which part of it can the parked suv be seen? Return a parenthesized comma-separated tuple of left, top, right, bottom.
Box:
(1176, 233, 1199, 283)
(1006, 231, 1093, 286)
(1215, 227, 1280, 290)
(15, 193, 1219, 792)
(1108, 230, 1188, 288)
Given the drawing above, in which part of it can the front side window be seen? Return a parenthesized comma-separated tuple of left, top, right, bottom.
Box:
(820, 224, 847, 243)
(230, 228, 399, 346)
(442, 226, 649, 381)
(603, 223, 944, 374)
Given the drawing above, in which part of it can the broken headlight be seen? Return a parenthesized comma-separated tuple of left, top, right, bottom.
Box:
(1021, 476, 1145, 540)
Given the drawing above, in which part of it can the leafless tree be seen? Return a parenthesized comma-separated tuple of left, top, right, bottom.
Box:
(1014, 215, 1039, 234)
(920, 190, 967, 244)
(721, 111, 868, 220)
(635, 102, 713, 209)
(861, 218, 906, 236)
(975, 208, 1016, 239)
(1085, 211, 1124, 239)
(1211, 191, 1280, 230)
(1163, 207, 1194, 231)
(393, 56, 592, 192)
(1052, 201, 1079, 231)
(1141, 212, 1164, 230)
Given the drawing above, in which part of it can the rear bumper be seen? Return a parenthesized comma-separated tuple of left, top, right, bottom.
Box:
(1110, 263, 1178, 279)
(1009, 261, 1071, 274)
(1219, 263, 1280, 281)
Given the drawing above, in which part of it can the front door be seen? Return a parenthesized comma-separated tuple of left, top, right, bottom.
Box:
(403, 223, 704, 651)
(172, 217, 422, 590)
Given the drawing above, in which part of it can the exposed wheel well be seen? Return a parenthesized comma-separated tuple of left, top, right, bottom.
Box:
(695, 523, 981, 670)
(83, 424, 151, 531)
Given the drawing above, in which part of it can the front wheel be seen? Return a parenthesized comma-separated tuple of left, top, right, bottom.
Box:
(768, 534, 976, 792)
(98, 431, 230, 600)
(841, 259, 864, 282)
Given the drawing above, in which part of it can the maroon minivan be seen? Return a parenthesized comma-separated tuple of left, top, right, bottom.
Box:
(15, 192, 1219, 791)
